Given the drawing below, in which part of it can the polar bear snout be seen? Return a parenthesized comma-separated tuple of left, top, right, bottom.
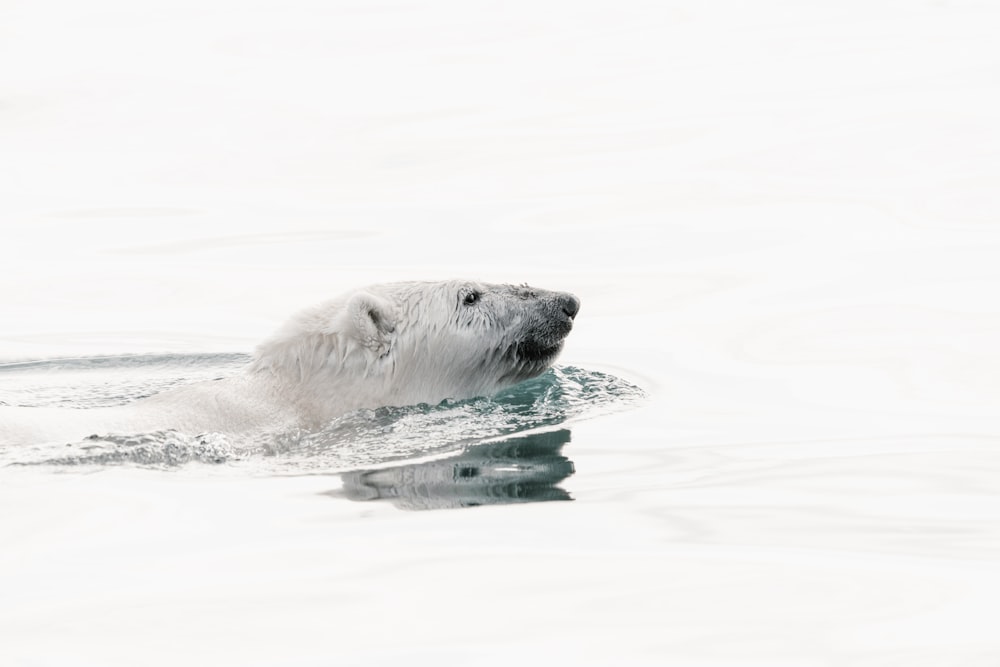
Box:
(559, 293, 580, 320)
(536, 292, 580, 344)
(546, 291, 579, 336)
(510, 291, 579, 368)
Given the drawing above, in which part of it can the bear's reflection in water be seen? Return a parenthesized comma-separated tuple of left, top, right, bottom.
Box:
(331, 428, 574, 510)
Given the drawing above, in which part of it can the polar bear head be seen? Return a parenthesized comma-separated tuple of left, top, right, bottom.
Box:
(251, 280, 580, 423)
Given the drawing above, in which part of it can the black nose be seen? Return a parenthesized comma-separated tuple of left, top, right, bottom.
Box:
(559, 294, 580, 319)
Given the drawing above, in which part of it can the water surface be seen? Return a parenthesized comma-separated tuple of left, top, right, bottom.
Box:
(1, 356, 643, 508)
(3, 0, 1000, 665)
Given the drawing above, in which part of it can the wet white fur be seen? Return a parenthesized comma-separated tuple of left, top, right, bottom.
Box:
(0, 280, 577, 446)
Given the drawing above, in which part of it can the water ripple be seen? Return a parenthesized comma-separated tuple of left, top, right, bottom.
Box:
(2, 360, 644, 474)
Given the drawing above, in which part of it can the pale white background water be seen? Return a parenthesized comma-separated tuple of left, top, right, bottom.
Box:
(3, 0, 1000, 665)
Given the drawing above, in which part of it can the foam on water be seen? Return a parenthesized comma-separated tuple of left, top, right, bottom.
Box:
(0, 355, 644, 474)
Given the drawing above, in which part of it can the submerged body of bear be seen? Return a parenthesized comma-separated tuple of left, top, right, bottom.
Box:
(0, 280, 580, 445)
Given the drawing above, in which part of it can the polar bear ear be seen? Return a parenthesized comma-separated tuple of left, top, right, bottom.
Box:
(341, 292, 397, 353)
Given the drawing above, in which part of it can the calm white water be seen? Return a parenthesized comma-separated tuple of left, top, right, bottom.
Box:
(3, 0, 1000, 665)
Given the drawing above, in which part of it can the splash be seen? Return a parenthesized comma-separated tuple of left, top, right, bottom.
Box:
(255, 365, 644, 473)
(1, 356, 644, 472)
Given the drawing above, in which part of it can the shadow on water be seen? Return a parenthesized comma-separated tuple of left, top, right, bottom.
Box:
(328, 428, 575, 510)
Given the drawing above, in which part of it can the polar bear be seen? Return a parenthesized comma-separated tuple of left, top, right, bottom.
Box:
(0, 280, 580, 446)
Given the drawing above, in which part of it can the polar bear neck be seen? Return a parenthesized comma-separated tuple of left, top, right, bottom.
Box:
(249, 329, 388, 423)
(249, 327, 509, 425)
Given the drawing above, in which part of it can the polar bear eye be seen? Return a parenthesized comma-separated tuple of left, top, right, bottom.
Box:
(463, 291, 481, 306)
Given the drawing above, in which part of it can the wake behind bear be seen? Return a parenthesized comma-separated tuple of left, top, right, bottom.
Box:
(0, 280, 580, 446)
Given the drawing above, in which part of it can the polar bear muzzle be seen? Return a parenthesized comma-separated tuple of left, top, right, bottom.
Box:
(501, 289, 579, 382)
